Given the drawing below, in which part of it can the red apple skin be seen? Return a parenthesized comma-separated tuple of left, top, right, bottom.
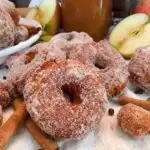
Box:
(134, 0, 150, 16)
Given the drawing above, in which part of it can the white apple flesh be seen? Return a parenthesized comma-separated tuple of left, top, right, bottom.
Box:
(120, 23, 150, 58)
(109, 13, 150, 58)
(26, 0, 60, 35)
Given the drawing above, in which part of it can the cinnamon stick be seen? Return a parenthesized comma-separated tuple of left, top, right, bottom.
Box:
(25, 117, 59, 150)
(118, 96, 150, 110)
(0, 99, 28, 149)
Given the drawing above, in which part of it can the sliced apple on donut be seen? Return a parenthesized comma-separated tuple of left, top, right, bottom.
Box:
(109, 13, 150, 58)
(26, 0, 60, 35)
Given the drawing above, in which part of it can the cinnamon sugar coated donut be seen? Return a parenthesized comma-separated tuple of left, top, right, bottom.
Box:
(24, 60, 108, 138)
(8, 42, 66, 94)
(6, 52, 23, 69)
(8, 32, 128, 97)
(8, 32, 93, 94)
(0, 7, 15, 48)
(94, 40, 128, 96)
(129, 46, 150, 92)
(0, 105, 2, 125)
(0, 80, 14, 108)
(68, 40, 129, 96)
(50, 31, 93, 50)
(117, 104, 150, 138)
(0, 0, 20, 24)
(7, 32, 129, 138)
(15, 26, 29, 44)
(68, 43, 97, 65)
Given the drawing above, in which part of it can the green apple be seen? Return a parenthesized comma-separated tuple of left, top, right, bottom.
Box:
(26, 0, 60, 35)
(109, 13, 150, 58)
(39, 35, 53, 42)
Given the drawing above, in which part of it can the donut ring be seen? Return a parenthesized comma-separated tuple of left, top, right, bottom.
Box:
(0, 0, 20, 25)
(68, 43, 97, 65)
(94, 40, 129, 96)
(24, 60, 108, 138)
(15, 26, 29, 45)
(129, 46, 150, 92)
(69, 40, 129, 96)
(0, 7, 15, 48)
(117, 104, 150, 138)
(8, 42, 66, 95)
(0, 80, 15, 108)
(0, 105, 2, 125)
(50, 31, 93, 51)
(8, 32, 94, 95)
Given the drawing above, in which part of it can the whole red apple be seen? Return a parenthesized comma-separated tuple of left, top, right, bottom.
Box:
(134, 0, 150, 16)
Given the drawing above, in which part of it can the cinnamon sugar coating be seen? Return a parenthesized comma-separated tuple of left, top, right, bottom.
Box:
(0, 0, 37, 48)
(8, 42, 66, 95)
(129, 46, 150, 92)
(6, 52, 23, 69)
(117, 104, 150, 138)
(0, 0, 20, 25)
(15, 26, 29, 44)
(8, 32, 93, 94)
(0, 80, 14, 108)
(7, 32, 129, 138)
(68, 40, 129, 96)
(0, 0, 23, 48)
(24, 60, 108, 139)
(8, 34, 128, 97)
(50, 31, 93, 51)
(94, 40, 129, 96)
(0, 7, 15, 48)
(0, 105, 2, 125)
(68, 43, 97, 64)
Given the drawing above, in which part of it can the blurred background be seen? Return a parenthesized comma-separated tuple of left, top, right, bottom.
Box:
(10, 0, 140, 18)
(112, 0, 140, 17)
(10, 0, 30, 7)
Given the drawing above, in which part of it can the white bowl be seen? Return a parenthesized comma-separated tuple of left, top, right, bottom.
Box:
(0, 18, 42, 64)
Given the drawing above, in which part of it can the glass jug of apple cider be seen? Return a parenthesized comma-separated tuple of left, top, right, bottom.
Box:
(61, 0, 112, 41)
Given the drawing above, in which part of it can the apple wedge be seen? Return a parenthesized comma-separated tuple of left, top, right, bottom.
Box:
(109, 13, 150, 58)
(26, 0, 60, 35)
(39, 35, 53, 42)
(119, 23, 150, 58)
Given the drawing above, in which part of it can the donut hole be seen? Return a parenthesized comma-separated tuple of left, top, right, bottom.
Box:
(95, 62, 106, 70)
(66, 34, 74, 41)
(61, 83, 82, 105)
(24, 51, 38, 64)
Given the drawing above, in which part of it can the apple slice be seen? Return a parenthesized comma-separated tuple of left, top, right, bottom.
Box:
(26, 7, 38, 19)
(39, 35, 53, 42)
(109, 14, 150, 53)
(26, 0, 60, 35)
(119, 23, 150, 58)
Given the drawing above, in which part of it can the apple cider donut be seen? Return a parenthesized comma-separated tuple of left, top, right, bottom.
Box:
(129, 46, 150, 93)
(8, 42, 66, 95)
(0, 7, 15, 48)
(68, 43, 97, 65)
(15, 26, 29, 44)
(0, 0, 20, 25)
(117, 104, 150, 138)
(69, 40, 129, 96)
(0, 80, 15, 108)
(93, 40, 129, 96)
(6, 52, 23, 69)
(50, 31, 93, 51)
(24, 60, 108, 139)
(8, 32, 94, 95)
(0, 105, 2, 125)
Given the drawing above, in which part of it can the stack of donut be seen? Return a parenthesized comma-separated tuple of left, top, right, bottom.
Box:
(5, 32, 129, 139)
